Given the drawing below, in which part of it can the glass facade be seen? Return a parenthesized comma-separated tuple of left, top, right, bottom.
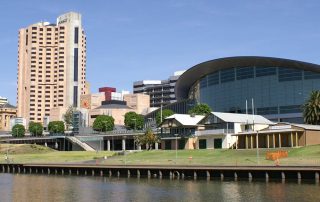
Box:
(191, 66, 320, 123)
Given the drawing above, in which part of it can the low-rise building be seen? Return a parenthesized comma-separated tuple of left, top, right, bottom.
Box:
(234, 122, 320, 149)
(0, 103, 17, 131)
(159, 112, 274, 150)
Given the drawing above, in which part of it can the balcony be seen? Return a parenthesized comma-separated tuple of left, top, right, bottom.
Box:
(195, 129, 234, 136)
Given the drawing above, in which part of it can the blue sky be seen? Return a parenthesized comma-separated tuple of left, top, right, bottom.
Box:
(1, 0, 320, 104)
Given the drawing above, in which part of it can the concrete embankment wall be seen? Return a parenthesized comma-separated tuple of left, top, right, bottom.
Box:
(1, 164, 320, 182)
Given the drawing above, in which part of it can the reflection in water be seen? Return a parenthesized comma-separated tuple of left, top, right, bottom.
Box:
(0, 174, 319, 202)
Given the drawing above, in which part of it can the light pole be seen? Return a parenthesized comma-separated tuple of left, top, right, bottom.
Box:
(124, 136, 127, 165)
(174, 134, 178, 164)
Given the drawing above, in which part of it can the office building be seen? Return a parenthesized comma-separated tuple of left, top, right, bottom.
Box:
(17, 12, 87, 123)
(175, 56, 320, 123)
(133, 71, 185, 108)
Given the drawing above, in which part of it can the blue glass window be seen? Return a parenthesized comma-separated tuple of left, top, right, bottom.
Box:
(279, 105, 301, 114)
(257, 107, 278, 115)
(278, 68, 302, 82)
(200, 77, 207, 89)
(207, 72, 219, 86)
(236, 67, 254, 80)
(304, 70, 320, 80)
(220, 68, 235, 83)
(256, 67, 276, 77)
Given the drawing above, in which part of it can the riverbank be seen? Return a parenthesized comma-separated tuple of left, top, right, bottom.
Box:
(0, 144, 319, 166)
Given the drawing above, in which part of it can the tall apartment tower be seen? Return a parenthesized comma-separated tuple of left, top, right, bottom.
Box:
(17, 12, 87, 123)
(133, 70, 185, 108)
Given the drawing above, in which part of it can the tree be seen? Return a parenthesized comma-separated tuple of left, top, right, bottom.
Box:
(124, 112, 144, 130)
(12, 124, 25, 137)
(156, 109, 174, 125)
(188, 103, 212, 115)
(48, 121, 65, 134)
(93, 115, 114, 132)
(29, 122, 43, 136)
(135, 128, 159, 150)
(303, 90, 320, 125)
(63, 105, 74, 130)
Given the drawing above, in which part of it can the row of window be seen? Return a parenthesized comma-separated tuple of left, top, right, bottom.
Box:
(200, 67, 320, 88)
(233, 105, 301, 115)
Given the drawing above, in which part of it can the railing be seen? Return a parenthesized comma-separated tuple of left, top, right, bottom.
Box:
(195, 129, 235, 136)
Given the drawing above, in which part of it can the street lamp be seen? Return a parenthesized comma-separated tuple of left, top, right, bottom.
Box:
(174, 134, 179, 164)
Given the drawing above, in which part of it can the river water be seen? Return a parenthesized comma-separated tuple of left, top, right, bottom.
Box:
(0, 173, 319, 202)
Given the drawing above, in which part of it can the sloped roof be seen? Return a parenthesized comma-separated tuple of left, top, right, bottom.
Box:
(211, 112, 274, 125)
(0, 103, 16, 109)
(165, 114, 205, 126)
(290, 123, 320, 130)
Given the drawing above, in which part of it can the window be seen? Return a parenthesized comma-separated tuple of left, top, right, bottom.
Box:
(304, 70, 320, 80)
(207, 72, 219, 86)
(257, 107, 278, 115)
(278, 68, 302, 82)
(74, 27, 79, 44)
(236, 67, 254, 80)
(220, 68, 235, 83)
(279, 105, 301, 114)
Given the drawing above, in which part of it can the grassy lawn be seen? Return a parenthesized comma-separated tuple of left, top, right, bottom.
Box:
(0, 144, 114, 164)
(0, 144, 319, 166)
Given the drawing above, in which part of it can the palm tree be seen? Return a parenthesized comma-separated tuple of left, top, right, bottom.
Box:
(303, 90, 320, 125)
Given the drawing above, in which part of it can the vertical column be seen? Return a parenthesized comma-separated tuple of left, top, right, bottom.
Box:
(245, 135, 248, 149)
(273, 134, 275, 148)
(122, 138, 126, 151)
(296, 132, 298, 147)
(107, 140, 111, 151)
(267, 134, 270, 148)
(279, 133, 281, 148)
(290, 132, 293, 147)
(236, 136, 238, 149)
(155, 142, 159, 150)
(250, 135, 253, 149)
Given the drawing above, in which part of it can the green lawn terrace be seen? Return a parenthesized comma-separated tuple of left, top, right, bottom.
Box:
(0, 144, 319, 166)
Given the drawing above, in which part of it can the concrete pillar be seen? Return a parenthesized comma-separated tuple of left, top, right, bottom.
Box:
(100, 170, 103, 176)
(85, 170, 87, 175)
(92, 170, 95, 176)
(155, 142, 159, 150)
(137, 170, 140, 178)
(248, 172, 253, 180)
(297, 172, 301, 179)
(138, 145, 142, 150)
(290, 132, 293, 147)
(281, 172, 285, 179)
(194, 171, 197, 180)
(148, 170, 151, 178)
(234, 172, 238, 180)
(236, 136, 238, 149)
(245, 135, 248, 149)
(69, 169, 72, 175)
(107, 140, 111, 151)
(250, 136, 253, 149)
(296, 132, 298, 147)
(273, 134, 275, 148)
(206, 171, 210, 179)
(122, 139, 126, 151)
(127, 170, 131, 178)
(181, 173, 185, 179)
(158, 171, 162, 178)
(279, 134, 281, 148)
(265, 172, 269, 182)
(109, 170, 112, 177)
(117, 171, 120, 177)
(61, 169, 64, 175)
(220, 173, 224, 181)
(315, 172, 319, 182)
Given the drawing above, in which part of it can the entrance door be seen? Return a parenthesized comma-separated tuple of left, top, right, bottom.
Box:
(214, 138, 222, 149)
(165, 140, 171, 150)
(199, 139, 207, 149)
(178, 139, 186, 149)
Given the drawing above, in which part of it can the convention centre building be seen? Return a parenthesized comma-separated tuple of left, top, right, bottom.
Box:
(173, 56, 320, 123)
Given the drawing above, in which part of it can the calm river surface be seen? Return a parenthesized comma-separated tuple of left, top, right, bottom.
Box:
(0, 173, 319, 202)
